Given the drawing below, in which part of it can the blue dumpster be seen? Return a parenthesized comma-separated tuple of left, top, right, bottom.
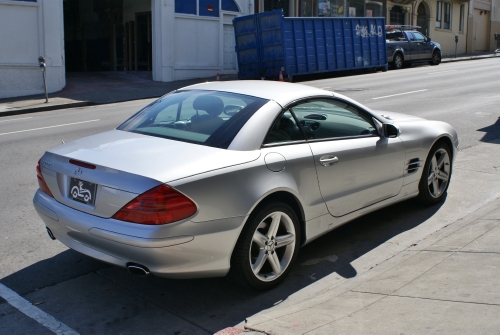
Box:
(233, 10, 387, 80)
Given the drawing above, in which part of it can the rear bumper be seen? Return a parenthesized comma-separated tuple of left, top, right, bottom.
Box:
(33, 190, 246, 279)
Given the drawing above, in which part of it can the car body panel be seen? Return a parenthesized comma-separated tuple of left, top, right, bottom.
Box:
(309, 136, 405, 217)
(33, 81, 459, 280)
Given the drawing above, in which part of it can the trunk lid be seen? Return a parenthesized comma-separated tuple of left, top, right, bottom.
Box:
(40, 130, 260, 217)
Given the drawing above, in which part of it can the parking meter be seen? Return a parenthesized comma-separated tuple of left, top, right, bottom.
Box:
(454, 35, 458, 58)
(38, 56, 48, 103)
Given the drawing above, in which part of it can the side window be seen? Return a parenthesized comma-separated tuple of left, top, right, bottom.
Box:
(263, 111, 304, 145)
(406, 32, 416, 42)
(413, 32, 426, 42)
(290, 99, 377, 140)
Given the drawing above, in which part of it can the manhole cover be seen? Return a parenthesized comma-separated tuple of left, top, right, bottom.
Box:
(333, 88, 368, 92)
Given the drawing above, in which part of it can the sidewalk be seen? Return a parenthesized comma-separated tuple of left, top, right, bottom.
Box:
(0, 71, 236, 117)
(237, 201, 500, 334)
(0, 52, 497, 118)
(216, 138, 500, 335)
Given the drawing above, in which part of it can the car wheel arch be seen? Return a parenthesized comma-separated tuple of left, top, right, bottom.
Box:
(429, 135, 454, 161)
(246, 190, 306, 246)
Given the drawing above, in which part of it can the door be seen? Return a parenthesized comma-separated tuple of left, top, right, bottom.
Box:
(223, 25, 236, 70)
(413, 31, 433, 59)
(289, 98, 406, 217)
(406, 32, 424, 60)
(474, 9, 488, 51)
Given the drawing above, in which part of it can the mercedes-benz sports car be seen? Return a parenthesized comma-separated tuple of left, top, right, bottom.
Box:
(33, 81, 458, 290)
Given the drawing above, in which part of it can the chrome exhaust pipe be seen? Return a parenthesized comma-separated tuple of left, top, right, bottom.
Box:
(127, 263, 149, 277)
(46, 227, 56, 240)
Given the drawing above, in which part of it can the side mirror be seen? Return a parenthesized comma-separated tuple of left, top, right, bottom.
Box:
(427, 37, 432, 42)
(384, 124, 401, 138)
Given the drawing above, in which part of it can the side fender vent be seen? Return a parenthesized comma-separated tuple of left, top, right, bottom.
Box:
(406, 158, 421, 174)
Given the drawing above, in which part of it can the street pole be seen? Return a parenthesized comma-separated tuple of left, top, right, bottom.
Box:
(38, 56, 49, 103)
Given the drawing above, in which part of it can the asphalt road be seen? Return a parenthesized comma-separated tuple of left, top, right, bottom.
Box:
(0, 58, 498, 334)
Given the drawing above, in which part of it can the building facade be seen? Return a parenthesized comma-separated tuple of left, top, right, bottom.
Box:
(1, 0, 497, 99)
(0, 0, 65, 99)
(255, 0, 470, 55)
(0, 0, 251, 99)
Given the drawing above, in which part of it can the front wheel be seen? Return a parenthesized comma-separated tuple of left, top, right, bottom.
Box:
(417, 142, 452, 205)
(430, 51, 441, 65)
(229, 202, 300, 290)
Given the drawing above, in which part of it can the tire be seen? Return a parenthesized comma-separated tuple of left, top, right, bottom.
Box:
(417, 142, 452, 205)
(430, 51, 441, 65)
(229, 202, 300, 290)
(392, 53, 404, 69)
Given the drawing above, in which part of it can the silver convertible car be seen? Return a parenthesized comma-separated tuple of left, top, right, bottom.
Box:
(34, 81, 458, 290)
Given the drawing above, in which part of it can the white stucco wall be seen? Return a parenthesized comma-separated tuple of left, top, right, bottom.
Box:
(0, 0, 65, 99)
(152, 0, 250, 82)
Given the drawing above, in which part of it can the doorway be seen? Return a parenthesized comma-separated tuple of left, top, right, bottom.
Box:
(63, 0, 152, 73)
(417, 2, 430, 37)
(473, 9, 489, 51)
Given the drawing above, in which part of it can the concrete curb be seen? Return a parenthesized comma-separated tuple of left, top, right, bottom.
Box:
(0, 101, 92, 117)
(441, 53, 499, 63)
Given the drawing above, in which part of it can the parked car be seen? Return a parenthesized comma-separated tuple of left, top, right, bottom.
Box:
(34, 81, 458, 290)
(386, 25, 442, 69)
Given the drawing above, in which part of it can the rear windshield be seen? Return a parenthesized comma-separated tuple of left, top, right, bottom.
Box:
(386, 31, 407, 41)
(117, 90, 268, 149)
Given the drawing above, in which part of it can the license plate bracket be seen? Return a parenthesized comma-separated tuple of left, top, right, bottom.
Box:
(69, 177, 97, 206)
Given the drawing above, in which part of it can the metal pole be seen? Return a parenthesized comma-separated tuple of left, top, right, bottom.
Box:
(42, 67, 48, 103)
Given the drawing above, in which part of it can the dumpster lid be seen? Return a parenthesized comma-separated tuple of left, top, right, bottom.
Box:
(386, 25, 421, 32)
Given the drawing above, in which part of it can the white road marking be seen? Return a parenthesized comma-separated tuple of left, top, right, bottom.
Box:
(428, 70, 458, 74)
(0, 117, 32, 123)
(372, 89, 428, 100)
(0, 119, 100, 136)
(0, 282, 79, 335)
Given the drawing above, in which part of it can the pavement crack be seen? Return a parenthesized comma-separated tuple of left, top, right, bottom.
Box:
(385, 294, 500, 307)
(421, 250, 500, 254)
(454, 167, 500, 176)
(96, 271, 212, 334)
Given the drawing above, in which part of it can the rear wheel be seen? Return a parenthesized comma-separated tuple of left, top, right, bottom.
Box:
(229, 202, 300, 290)
(417, 142, 452, 205)
(430, 51, 441, 65)
(393, 53, 404, 69)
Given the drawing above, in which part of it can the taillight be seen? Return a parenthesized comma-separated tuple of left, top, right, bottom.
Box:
(112, 185, 197, 225)
(36, 159, 54, 197)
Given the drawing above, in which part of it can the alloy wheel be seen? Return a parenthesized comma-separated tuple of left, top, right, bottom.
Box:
(427, 148, 450, 198)
(249, 211, 296, 282)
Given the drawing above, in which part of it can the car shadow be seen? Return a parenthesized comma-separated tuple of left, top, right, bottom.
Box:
(477, 118, 500, 143)
(0, 197, 444, 333)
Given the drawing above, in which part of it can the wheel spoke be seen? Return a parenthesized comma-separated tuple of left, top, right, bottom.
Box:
(267, 213, 281, 239)
(251, 250, 268, 275)
(268, 252, 282, 275)
(252, 231, 267, 248)
(430, 156, 438, 170)
(437, 171, 449, 181)
(432, 180, 440, 196)
(436, 153, 446, 169)
(428, 172, 435, 186)
(275, 233, 295, 248)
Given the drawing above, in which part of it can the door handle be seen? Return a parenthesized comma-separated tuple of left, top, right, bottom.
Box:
(319, 155, 339, 166)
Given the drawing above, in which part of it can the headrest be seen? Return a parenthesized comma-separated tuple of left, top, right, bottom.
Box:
(193, 95, 224, 117)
